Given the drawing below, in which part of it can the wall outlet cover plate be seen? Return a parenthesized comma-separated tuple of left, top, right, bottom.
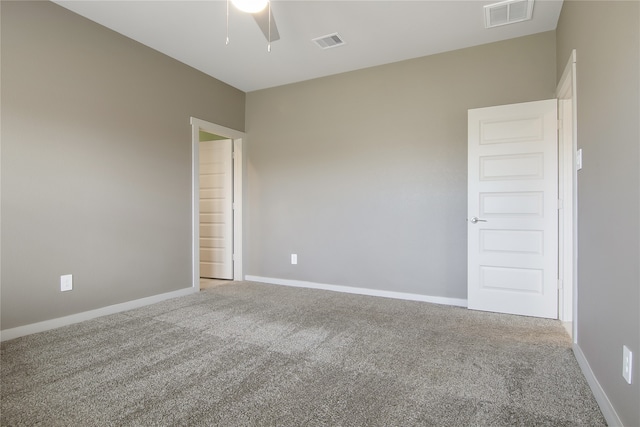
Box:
(60, 274, 73, 292)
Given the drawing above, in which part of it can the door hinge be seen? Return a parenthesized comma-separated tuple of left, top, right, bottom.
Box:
(557, 199, 563, 210)
(557, 119, 562, 130)
(558, 279, 563, 290)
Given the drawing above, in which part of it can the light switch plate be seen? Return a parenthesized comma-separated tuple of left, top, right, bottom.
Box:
(60, 274, 73, 292)
(623, 345, 633, 384)
(291, 254, 297, 265)
(576, 148, 583, 170)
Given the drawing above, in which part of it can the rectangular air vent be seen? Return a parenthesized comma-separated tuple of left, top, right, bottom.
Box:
(312, 33, 346, 49)
(484, 0, 534, 28)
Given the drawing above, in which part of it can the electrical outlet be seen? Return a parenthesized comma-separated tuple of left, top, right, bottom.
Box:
(291, 254, 297, 265)
(623, 345, 633, 384)
(60, 274, 73, 292)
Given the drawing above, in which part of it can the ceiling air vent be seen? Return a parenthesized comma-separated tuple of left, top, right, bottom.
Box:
(312, 33, 346, 50)
(484, 0, 534, 28)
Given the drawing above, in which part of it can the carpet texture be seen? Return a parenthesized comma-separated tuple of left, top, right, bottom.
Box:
(1, 282, 606, 426)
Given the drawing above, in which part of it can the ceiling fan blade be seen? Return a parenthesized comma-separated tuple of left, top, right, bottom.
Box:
(252, 7, 280, 42)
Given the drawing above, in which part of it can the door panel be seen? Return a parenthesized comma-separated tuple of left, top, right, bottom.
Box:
(480, 192, 543, 216)
(480, 153, 544, 180)
(468, 99, 558, 318)
(199, 139, 233, 279)
(480, 229, 543, 254)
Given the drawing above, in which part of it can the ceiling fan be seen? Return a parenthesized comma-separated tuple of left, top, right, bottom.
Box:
(229, 0, 280, 47)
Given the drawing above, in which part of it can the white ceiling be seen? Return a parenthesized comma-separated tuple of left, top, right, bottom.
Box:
(54, 0, 563, 92)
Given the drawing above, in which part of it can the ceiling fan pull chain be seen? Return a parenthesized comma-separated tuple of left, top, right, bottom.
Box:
(226, 0, 230, 45)
(267, 0, 271, 52)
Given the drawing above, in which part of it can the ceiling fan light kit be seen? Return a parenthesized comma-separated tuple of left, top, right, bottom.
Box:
(226, 0, 278, 52)
(230, 0, 268, 14)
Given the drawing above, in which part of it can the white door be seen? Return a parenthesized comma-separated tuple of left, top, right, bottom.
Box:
(468, 99, 558, 318)
(199, 139, 233, 279)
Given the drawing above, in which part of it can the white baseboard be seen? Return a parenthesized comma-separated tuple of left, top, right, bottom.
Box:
(573, 343, 623, 426)
(0, 287, 198, 342)
(244, 275, 468, 308)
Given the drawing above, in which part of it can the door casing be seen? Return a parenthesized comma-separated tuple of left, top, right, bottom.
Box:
(556, 49, 578, 340)
(190, 117, 244, 288)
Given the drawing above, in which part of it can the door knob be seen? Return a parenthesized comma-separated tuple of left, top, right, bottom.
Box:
(470, 217, 487, 224)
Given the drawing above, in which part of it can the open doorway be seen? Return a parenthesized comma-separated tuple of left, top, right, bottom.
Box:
(190, 118, 245, 290)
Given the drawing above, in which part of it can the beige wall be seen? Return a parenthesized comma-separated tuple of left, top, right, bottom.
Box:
(556, 1, 640, 425)
(1, 1, 245, 329)
(245, 31, 557, 298)
(2, 1, 638, 423)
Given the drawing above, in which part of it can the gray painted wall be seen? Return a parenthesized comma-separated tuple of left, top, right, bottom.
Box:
(245, 32, 557, 299)
(556, 1, 640, 425)
(1, 1, 245, 329)
(2, 0, 638, 423)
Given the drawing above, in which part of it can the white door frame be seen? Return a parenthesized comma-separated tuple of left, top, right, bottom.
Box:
(556, 50, 578, 341)
(190, 117, 244, 288)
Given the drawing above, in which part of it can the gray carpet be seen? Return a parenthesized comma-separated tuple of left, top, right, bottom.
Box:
(1, 282, 606, 426)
